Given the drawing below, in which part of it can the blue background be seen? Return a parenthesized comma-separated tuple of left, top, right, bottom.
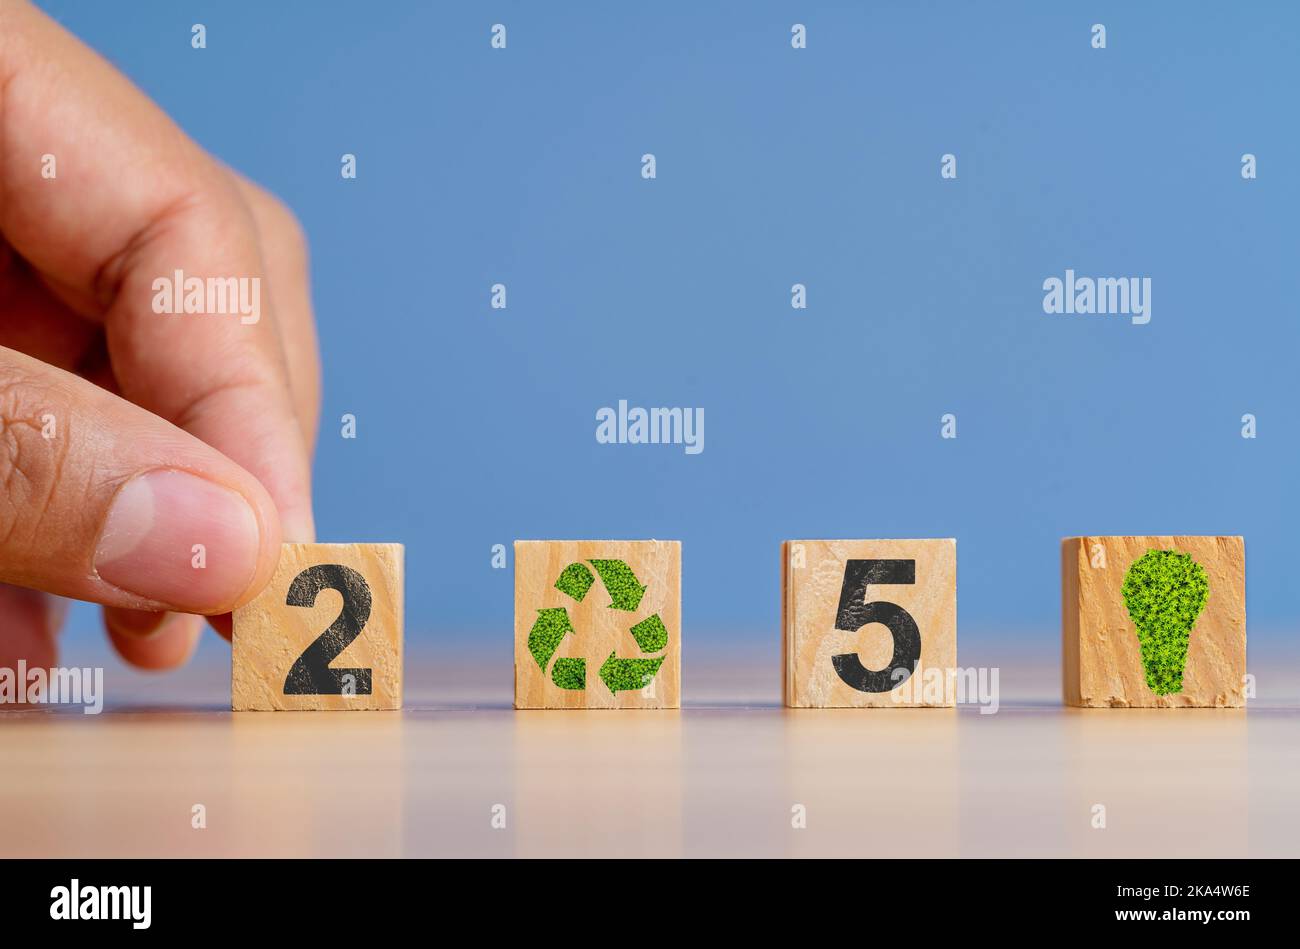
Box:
(46, 1, 1298, 655)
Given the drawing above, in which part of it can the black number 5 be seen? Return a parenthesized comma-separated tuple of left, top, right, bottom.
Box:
(830, 559, 921, 692)
(283, 564, 374, 695)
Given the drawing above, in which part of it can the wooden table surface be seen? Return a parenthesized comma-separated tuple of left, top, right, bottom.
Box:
(2, 636, 1297, 858)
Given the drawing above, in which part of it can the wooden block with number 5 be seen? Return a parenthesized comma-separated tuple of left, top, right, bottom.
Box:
(783, 539, 957, 707)
(232, 543, 404, 710)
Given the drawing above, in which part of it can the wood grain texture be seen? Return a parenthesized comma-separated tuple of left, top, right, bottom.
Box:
(514, 540, 680, 709)
(783, 539, 956, 707)
(1061, 536, 1245, 708)
(232, 543, 404, 711)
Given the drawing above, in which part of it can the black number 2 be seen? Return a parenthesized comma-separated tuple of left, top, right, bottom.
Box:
(830, 559, 921, 693)
(283, 564, 374, 695)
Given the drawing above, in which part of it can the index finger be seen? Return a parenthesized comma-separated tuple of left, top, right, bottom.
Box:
(0, 0, 315, 545)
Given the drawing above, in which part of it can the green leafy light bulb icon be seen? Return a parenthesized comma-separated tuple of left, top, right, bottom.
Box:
(1120, 549, 1209, 695)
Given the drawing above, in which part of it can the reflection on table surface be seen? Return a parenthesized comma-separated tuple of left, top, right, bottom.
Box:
(0, 645, 1295, 858)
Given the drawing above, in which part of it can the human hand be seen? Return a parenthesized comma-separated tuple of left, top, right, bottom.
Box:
(0, 0, 319, 670)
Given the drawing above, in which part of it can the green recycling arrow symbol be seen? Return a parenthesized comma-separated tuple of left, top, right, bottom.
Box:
(526, 558, 667, 693)
(590, 559, 647, 611)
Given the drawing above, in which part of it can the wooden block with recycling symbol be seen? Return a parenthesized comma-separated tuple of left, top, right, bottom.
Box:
(1062, 536, 1245, 708)
(514, 540, 681, 709)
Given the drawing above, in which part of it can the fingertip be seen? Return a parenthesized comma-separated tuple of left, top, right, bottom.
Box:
(237, 478, 285, 610)
(102, 606, 168, 638)
(0, 585, 60, 670)
(104, 610, 202, 671)
(282, 505, 316, 545)
(93, 468, 281, 615)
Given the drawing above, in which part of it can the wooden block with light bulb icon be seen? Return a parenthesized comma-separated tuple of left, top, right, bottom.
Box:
(1061, 536, 1245, 707)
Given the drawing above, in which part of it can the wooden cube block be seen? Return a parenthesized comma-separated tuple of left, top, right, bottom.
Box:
(1062, 536, 1245, 708)
(514, 540, 680, 709)
(232, 543, 403, 711)
(783, 539, 957, 707)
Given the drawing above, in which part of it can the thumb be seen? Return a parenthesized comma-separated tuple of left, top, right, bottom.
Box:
(0, 345, 281, 614)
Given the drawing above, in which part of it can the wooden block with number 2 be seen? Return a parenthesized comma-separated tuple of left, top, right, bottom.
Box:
(232, 543, 404, 710)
